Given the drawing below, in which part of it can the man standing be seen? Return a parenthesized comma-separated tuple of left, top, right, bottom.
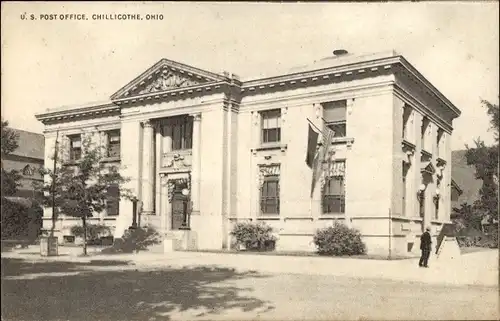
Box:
(419, 227, 432, 268)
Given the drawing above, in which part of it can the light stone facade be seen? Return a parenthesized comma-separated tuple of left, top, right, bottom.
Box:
(36, 50, 461, 256)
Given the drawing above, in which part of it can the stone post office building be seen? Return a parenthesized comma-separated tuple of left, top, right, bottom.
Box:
(36, 50, 461, 256)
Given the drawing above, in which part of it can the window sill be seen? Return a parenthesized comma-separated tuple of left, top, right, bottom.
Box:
(166, 149, 193, 155)
(252, 143, 287, 155)
(283, 216, 313, 221)
(330, 137, 355, 146)
(101, 157, 121, 163)
(103, 217, 118, 220)
(318, 214, 345, 219)
(256, 215, 280, 220)
(63, 160, 81, 166)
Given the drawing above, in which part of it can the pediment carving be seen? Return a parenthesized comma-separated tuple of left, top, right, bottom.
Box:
(137, 69, 203, 95)
(110, 58, 228, 100)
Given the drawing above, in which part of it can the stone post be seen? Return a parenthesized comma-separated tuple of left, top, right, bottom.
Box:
(190, 113, 202, 214)
(141, 120, 155, 215)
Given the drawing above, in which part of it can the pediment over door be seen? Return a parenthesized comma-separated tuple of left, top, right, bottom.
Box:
(110, 58, 228, 100)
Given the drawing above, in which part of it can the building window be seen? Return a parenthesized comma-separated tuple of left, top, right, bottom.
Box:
(260, 175, 280, 214)
(421, 117, 429, 151)
(436, 128, 444, 158)
(402, 162, 410, 216)
(106, 184, 120, 216)
(69, 135, 82, 161)
(261, 109, 281, 144)
(419, 192, 425, 218)
(171, 116, 193, 151)
(323, 100, 347, 138)
(107, 130, 121, 158)
(402, 105, 412, 139)
(22, 164, 35, 176)
(322, 160, 346, 214)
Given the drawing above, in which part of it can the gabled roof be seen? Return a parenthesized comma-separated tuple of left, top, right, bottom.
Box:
(5, 128, 44, 160)
(110, 58, 229, 100)
(420, 161, 436, 175)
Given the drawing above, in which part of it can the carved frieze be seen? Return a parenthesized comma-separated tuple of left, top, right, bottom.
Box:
(138, 69, 201, 95)
(162, 152, 192, 170)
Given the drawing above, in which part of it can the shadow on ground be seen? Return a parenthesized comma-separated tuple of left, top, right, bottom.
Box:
(1, 258, 274, 321)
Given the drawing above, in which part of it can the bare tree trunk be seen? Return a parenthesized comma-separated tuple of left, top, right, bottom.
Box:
(82, 216, 87, 256)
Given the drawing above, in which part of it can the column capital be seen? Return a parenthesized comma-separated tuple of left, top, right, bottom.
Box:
(142, 120, 153, 128)
(190, 113, 202, 122)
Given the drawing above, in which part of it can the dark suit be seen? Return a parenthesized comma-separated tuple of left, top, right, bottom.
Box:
(419, 231, 432, 267)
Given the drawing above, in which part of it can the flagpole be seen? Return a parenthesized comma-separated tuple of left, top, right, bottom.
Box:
(306, 118, 328, 139)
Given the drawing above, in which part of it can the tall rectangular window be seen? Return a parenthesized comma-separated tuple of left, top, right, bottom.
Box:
(106, 183, 120, 216)
(421, 117, 429, 151)
(323, 100, 347, 138)
(402, 105, 412, 139)
(402, 162, 409, 216)
(260, 175, 280, 214)
(107, 130, 121, 158)
(261, 109, 281, 144)
(171, 116, 193, 151)
(436, 128, 444, 158)
(69, 135, 82, 161)
(419, 193, 425, 218)
(322, 160, 346, 214)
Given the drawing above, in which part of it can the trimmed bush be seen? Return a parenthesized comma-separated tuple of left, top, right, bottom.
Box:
(313, 222, 366, 256)
(105, 225, 161, 253)
(70, 224, 111, 243)
(230, 222, 277, 251)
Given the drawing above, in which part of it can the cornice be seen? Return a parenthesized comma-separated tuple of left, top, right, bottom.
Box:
(393, 85, 453, 134)
(112, 81, 229, 107)
(36, 103, 120, 124)
(397, 57, 461, 118)
(239, 80, 394, 112)
(242, 56, 400, 90)
(110, 58, 232, 100)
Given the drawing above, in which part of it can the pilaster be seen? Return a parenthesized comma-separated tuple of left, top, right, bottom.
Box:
(190, 112, 202, 214)
(141, 120, 155, 215)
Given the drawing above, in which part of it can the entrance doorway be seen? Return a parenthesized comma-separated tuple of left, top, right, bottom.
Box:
(171, 181, 190, 230)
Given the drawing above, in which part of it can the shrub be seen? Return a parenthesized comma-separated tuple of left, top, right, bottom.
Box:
(230, 222, 277, 251)
(108, 225, 162, 253)
(70, 224, 111, 242)
(313, 222, 366, 256)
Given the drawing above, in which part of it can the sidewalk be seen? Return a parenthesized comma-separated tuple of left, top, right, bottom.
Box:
(3, 246, 498, 287)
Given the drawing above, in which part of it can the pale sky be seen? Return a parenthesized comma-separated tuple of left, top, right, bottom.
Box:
(1, 2, 498, 151)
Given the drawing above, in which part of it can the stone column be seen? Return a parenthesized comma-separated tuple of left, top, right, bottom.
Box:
(160, 173, 169, 232)
(155, 124, 162, 216)
(190, 113, 202, 214)
(141, 120, 155, 215)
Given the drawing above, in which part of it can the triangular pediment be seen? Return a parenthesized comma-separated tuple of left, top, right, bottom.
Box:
(110, 58, 228, 100)
(420, 161, 436, 175)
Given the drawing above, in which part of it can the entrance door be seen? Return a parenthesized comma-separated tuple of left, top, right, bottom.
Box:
(171, 181, 190, 230)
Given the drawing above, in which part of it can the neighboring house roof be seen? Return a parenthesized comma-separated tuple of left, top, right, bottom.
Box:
(6, 128, 44, 160)
(451, 150, 482, 206)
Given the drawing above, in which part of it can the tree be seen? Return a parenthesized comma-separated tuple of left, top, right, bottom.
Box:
(35, 135, 131, 255)
(455, 98, 499, 236)
(1, 119, 21, 196)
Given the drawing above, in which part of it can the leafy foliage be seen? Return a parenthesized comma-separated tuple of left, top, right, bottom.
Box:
(1, 119, 19, 156)
(230, 222, 277, 251)
(70, 224, 112, 241)
(313, 222, 366, 256)
(103, 225, 161, 253)
(1, 120, 21, 196)
(453, 98, 499, 249)
(1, 198, 42, 241)
(34, 135, 131, 255)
